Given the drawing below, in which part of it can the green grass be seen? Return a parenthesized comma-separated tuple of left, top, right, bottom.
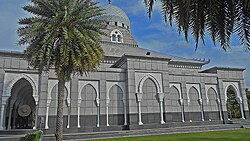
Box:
(89, 129, 250, 141)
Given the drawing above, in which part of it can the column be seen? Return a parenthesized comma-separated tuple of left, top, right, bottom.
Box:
(0, 104, 6, 130)
(33, 95, 39, 129)
(77, 99, 81, 128)
(7, 99, 15, 129)
(216, 98, 223, 121)
(178, 98, 185, 122)
(45, 99, 51, 129)
(123, 99, 127, 125)
(67, 98, 70, 128)
(136, 93, 143, 125)
(158, 93, 165, 124)
(96, 98, 100, 127)
(33, 101, 39, 129)
(198, 98, 205, 121)
(237, 97, 245, 119)
(67, 108, 70, 128)
(180, 82, 187, 122)
(106, 98, 110, 126)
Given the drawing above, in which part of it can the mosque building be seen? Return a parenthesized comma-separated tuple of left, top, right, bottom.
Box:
(0, 3, 248, 134)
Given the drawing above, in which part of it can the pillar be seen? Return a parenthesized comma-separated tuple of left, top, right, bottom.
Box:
(7, 99, 15, 129)
(178, 98, 185, 122)
(198, 98, 205, 121)
(77, 99, 81, 128)
(216, 98, 223, 121)
(96, 98, 100, 127)
(0, 101, 6, 130)
(67, 98, 70, 128)
(237, 97, 245, 120)
(106, 98, 110, 126)
(136, 93, 143, 125)
(45, 99, 51, 129)
(158, 93, 165, 124)
(123, 99, 127, 125)
(33, 95, 39, 129)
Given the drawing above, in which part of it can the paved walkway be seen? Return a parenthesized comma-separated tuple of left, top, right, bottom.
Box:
(62, 124, 247, 141)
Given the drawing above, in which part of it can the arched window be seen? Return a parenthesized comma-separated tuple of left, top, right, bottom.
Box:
(112, 34, 116, 42)
(117, 35, 122, 43)
(110, 29, 123, 43)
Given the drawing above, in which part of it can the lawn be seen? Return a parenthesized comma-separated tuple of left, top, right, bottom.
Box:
(89, 129, 250, 141)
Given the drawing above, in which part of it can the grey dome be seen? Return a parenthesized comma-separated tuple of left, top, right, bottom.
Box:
(98, 4, 130, 27)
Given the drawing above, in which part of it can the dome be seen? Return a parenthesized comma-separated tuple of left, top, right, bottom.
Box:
(98, 4, 130, 28)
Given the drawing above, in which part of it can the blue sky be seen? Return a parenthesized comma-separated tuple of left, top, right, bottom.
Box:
(0, 0, 250, 88)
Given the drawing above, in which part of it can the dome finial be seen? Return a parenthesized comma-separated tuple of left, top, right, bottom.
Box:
(108, 0, 111, 4)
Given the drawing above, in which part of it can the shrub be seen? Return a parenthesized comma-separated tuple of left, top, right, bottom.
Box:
(24, 130, 43, 141)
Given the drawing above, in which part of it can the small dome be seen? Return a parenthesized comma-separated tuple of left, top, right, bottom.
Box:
(98, 4, 130, 28)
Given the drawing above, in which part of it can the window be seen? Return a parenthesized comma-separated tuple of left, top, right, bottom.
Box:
(117, 35, 122, 43)
(112, 34, 116, 42)
(110, 29, 123, 43)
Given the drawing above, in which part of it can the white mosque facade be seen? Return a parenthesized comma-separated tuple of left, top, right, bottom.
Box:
(0, 4, 248, 134)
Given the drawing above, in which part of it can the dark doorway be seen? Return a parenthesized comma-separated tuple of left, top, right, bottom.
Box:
(5, 78, 35, 129)
(226, 86, 241, 119)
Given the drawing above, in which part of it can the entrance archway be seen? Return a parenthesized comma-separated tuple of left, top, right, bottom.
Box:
(226, 86, 242, 119)
(5, 78, 36, 129)
(141, 78, 160, 124)
(109, 85, 124, 125)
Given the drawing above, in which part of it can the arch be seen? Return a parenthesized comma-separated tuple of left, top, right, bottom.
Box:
(188, 86, 200, 97)
(110, 29, 123, 43)
(169, 85, 182, 100)
(224, 83, 241, 102)
(185, 86, 202, 122)
(141, 78, 160, 124)
(186, 84, 202, 104)
(226, 85, 242, 119)
(5, 74, 38, 99)
(205, 85, 219, 104)
(168, 86, 182, 122)
(80, 84, 98, 127)
(108, 85, 124, 125)
(5, 78, 36, 129)
(49, 84, 69, 113)
(187, 86, 200, 105)
(80, 84, 98, 107)
(79, 83, 98, 101)
(107, 83, 125, 99)
(169, 86, 181, 101)
(204, 87, 220, 121)
(138, 74, 162, 94)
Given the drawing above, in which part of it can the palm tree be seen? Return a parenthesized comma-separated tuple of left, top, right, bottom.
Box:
(144, 0, 250, 50)
(17, 0, 106, 140)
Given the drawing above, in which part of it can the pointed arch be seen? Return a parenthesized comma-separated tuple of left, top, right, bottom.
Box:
(224, 83, 241, 102)
(138, 74, 162, 93)
(4, 73, 38, 101)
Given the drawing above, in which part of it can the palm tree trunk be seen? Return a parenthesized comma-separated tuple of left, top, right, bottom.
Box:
(55, 79, 65, 141)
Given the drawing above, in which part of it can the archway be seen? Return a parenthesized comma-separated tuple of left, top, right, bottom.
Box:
(80, 84, 98, 127)
(5, 78, 35, 129)
(204, 88, 220, 121)
(184, 87, 201, 122)
(141, 78, 160, 124)
(109, 85, 124, 125)
(48, 84, 69, 128)
(167, 86, 182, 122)
(226, 86, 242, 119)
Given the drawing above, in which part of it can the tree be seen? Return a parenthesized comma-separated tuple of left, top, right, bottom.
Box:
(17, 0, 106, 140)
(144, 0, 250, 50)
(227, 89, 241, 119)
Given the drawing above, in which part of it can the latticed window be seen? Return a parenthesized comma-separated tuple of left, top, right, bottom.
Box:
(110, 29, 123, 43)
